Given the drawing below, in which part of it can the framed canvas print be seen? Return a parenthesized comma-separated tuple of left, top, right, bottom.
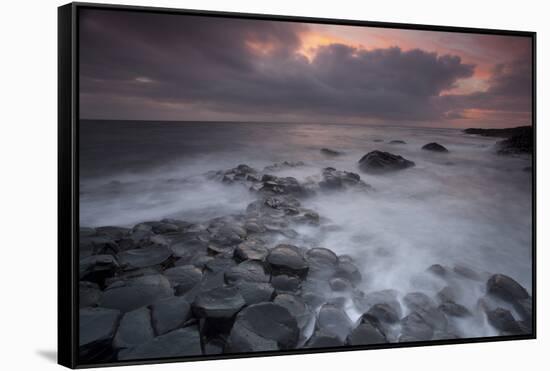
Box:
(58, 2, 536, 368)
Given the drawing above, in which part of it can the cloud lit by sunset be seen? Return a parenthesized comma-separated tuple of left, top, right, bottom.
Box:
(79, 9, 532, 128)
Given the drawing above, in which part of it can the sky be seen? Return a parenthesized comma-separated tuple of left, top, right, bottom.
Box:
(79, 9, 533, 128)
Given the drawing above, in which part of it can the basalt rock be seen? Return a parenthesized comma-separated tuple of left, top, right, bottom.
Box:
(227, 302, 300, 351)
(315, 304, 353, 342)
(164, 265, 203, 295)
(319, 167, 372, 191)
(486, 274, 530, 303)
(347, 320, 387, 345)
(113, 307, 155, 349)
(422, 142, 449, 152)
(236, 282, 275, 305)
(497, 129, 533, 155)
(118, 326, 202, 360)
(259, 174, 309, 197)
(99, 274, 173, 313)
(306, 330, 344, 348)
(79, 281, 102, 308)
(264, 161, 305, 172)
(234, 239, 269, 261)
(485, 307, 524, 335)
(267, 244, 309, 278)
(400, 312, 433, 341)
(333, 260, 362, 285)
(320, 148, 344, 157)
(439, 301, 471, 317)
(79, 307, 121, 362)
(271, 274, 301, 293)
(224, 260, 270, 285)
(79, 255, 120, 287)
(150, 296, 192, 335)
(117, 246, 172, 270)
(358, 151, 415, 174)
(367, 303, 402, 324)
(192, 286, 246, 319)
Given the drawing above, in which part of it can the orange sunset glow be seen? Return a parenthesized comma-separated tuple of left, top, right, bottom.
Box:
(80, 10, 532, 128)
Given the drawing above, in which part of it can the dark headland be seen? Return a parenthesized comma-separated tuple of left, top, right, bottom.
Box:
(463, 126, 533, 155)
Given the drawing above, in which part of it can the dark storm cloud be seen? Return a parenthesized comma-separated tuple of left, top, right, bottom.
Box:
(79, 9, 530, 124)
(438, 58, 532, 114)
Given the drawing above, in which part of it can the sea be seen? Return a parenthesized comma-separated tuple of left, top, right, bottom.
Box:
(79, 120, 533, 337)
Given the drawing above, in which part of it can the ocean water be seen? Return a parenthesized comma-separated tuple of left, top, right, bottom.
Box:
(79, 120, 532, 337)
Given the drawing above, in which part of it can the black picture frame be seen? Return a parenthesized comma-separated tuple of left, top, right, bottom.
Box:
(58, 2, 537, 368)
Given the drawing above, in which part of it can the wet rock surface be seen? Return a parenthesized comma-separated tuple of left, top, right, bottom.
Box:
(422, 142, 449, 152)
(228, 302, 300, 351)
(118, 326, 202, 360)
(319, 167, 372, 192)
(464, 126, 533, 155)
(79, 160, 533, 361)
(113, 307, 154, 349)
(358, 150, 415, 173)
(267, 244, 309, 277)
(321, 148, 344, 156)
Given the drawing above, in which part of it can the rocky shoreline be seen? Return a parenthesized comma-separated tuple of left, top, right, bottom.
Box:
(79, 150, 533, 363)
(463, 126, 533, 155)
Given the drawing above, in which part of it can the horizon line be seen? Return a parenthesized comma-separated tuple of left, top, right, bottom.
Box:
(79, 118, 531, 130)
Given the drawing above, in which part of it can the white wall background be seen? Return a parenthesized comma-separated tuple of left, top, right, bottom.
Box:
(0, 0, 546, 369)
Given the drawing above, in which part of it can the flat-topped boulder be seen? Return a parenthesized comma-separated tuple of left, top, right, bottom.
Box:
(80, 307, 121, 347)
(234, 239, 269, 261)
(118, 326, 202, 360)
(150, 296, 191, 335)
(236, 282, 275, 305)
(306, 247, 338, 268)
(273, 294, 311, 330)
(224, 260, 270, 284)
(358, 150, 415, 174)
(79, 307, 121, 362)
(334, 260, 362, 285)
(227, 302, 300, 350)
(192, 286, 245, 319)
(315, 304, 353, 342)
(271, 274, 301, 293)
(389, 140, 406, 145)
(113, 307, 154, 349)
(117, 246, 172, 270)
(99, 274, 173, 313)
(169, 238, 208, 262)
(164, 265, 203, 295)
(347, 320, 387, 345)
(266, 244, 309, 278)
(422, 142, 449, 152)
(367, 302, 402, 324)
(305, 330, 344, 348)
(226, 322, 279, 353)
(400, 312, 434, 341)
